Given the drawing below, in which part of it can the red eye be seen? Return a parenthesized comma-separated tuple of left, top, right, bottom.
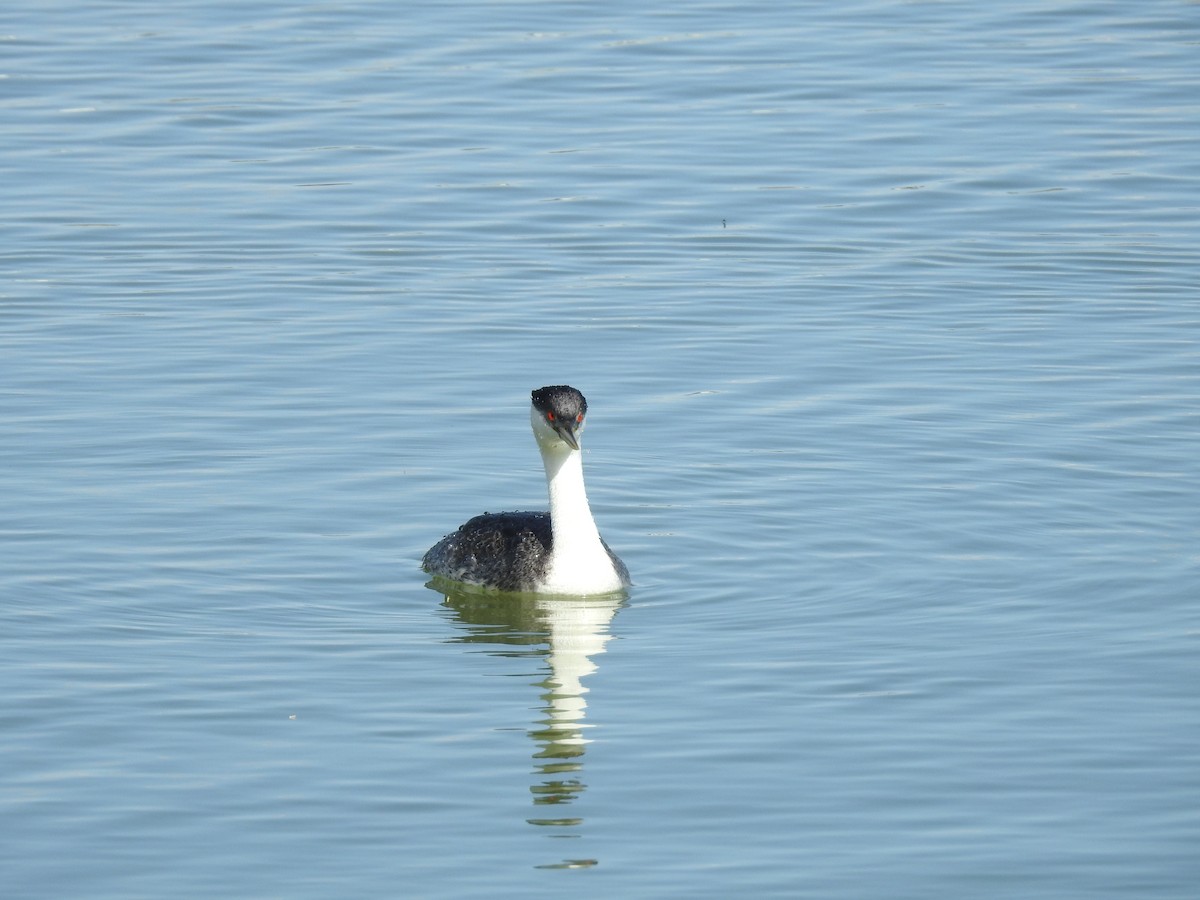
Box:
(576, 413, 584, 423)
(546, 412, 555, 421)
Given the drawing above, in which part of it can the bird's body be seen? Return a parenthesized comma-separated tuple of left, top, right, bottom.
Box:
(422, 386, 630, 595)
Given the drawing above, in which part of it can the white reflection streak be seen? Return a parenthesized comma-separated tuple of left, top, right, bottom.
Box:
(536, 597, 619, 748)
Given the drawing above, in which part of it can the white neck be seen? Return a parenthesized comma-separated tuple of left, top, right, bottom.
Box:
(532, 413, 625, 594)
(542, 442, 602, 551)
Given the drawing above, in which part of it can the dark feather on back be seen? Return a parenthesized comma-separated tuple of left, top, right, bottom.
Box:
(422, 511, 553, 593)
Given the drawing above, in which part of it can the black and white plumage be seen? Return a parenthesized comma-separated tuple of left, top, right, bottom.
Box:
(422, 385, 630, 595)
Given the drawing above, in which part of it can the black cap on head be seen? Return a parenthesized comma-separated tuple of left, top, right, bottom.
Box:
(531, 385, 587, 419)
(531, 385, 587, 450)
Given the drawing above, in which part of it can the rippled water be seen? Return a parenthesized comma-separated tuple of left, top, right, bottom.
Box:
(3, 1, 1198, 897)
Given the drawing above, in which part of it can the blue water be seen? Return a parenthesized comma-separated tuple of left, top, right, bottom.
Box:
(3, 1, 1198, 897)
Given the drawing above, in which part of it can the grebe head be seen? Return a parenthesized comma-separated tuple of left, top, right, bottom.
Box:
(531, 385, 587, 451)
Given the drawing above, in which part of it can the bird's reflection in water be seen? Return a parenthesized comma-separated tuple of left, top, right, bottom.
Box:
(434, 579, 623, 855)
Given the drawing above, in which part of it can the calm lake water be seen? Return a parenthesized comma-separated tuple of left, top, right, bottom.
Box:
(3, 1, 1198, 897)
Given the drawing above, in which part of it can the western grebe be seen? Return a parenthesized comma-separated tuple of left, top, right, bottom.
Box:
(422, 385, 630, 595)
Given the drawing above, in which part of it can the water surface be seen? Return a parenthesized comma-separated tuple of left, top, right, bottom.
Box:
(2, 1, 1198, 897)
